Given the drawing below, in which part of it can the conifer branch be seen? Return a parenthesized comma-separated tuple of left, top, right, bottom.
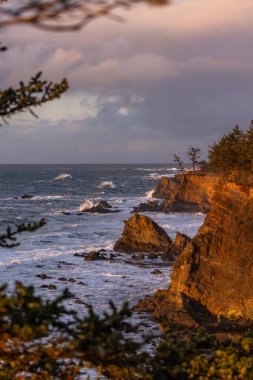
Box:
(0, 219, 46, 248)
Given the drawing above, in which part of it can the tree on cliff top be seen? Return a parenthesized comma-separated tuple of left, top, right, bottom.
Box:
(187, 146, 201, 172)
(208, 124, 253, 173)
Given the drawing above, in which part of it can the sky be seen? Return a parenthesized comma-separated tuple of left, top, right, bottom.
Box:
(0, 0, 253, 164)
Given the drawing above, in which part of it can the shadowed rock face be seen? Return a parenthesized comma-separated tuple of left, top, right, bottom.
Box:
(171, 232, 191, 257)
(113, 214, 172, 253)
(132, 200, 161, 213)
(137, 180, 253, 327)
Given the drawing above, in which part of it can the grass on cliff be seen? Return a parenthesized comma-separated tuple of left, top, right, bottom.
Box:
(1, 282, 253, 380)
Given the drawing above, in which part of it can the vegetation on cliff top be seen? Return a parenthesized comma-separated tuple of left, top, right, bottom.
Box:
(208, 123, 253, 174)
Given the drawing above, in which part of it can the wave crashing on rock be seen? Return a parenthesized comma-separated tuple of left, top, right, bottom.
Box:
(98, 181, 116, 189)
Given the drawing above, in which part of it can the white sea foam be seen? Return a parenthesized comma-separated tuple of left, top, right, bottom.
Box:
(148, 173, 165, 180)
(32, 195, 64, 200)
(78, 200, 94, 211)
(98, 181, 116, 189)
(162, 224, 175, 230)
(135, 167, 179, 172)
(148, 172, 176, 180)
(54, 173, 73, 181)
(146, 189, 155, 198)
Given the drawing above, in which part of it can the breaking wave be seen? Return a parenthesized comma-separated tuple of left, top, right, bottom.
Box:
(146, 189, 155, 198)
(78, 199, 94, 211)
(32, 195, 64, 200)
(54, 173, 73, 181)
(97, 181, 116, 189)
(135, 167, 179, 172)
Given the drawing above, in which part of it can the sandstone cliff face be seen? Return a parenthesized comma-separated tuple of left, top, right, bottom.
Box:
(114, 214, 172, 253)
(161, 173, 219, 213)
(152, 176, 178, 199)
(134, 173, 219, 214)
(139, 181, 253, 325)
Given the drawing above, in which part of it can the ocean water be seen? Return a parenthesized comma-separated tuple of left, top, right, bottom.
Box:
(0, 164, 205, 315)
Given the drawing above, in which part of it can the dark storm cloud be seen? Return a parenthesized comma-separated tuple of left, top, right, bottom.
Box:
(0, 0, 253, 163)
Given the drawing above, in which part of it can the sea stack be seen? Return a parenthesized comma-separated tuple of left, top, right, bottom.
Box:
(114, 213, 173, 253)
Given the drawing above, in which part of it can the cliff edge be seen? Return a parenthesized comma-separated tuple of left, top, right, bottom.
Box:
(137, 178, 253, 328)
(135, 173, 219, 213)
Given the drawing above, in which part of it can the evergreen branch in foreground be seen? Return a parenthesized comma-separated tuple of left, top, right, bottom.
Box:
(0, 72, 68, 122)
(0, 218, 46, 248)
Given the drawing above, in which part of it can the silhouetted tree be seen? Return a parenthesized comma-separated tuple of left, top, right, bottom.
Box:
(173, 153, 184, 174)
(187, 146, 201, 172)
(0, 72, 68, 123)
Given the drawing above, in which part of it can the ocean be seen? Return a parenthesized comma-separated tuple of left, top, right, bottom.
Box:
(0, 164, 204, 315)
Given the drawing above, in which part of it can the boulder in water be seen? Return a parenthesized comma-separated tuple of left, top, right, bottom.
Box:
(85, 251, 106, 261)
(21, 194, 33, 199)
(80, 200, 119, 214)
(114, 214, 173, 253)
(132, 200, 161, 213)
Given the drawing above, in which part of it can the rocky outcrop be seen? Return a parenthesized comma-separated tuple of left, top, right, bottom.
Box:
(21, 194, 34, 199)
(152, 176, 177, 199)
(161, 232, 191, 261)
(172, 232, 191, 254)
(162, 173, 219, 213)
(134, 173, 219, 214)
(80, 200, 120, 214)
(114, 214, 172, 253)
(84, 250, 106, 261)
(132, 200, 161, 213)
(138, 180, 253, 327)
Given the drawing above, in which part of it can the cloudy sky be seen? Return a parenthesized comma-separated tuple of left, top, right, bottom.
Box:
(0, 0, 253, 163)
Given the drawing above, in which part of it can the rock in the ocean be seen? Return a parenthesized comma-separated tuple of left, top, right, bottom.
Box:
(84, 251, 106, 261)
(21, 194, 33, 199)
(132, 200, 161, 213)
(151, 269, 162, 275)
(114, 213, 173, 253)
(80, 200, 119, 214)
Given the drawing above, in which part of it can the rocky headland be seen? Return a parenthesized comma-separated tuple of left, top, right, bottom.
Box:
(137, 175, 253, 331)
(134, 172, 219, 213)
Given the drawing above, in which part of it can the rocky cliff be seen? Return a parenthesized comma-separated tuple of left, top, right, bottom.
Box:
(135, 173, 219, 213)
(137, 179, 253, 328)
(162, 173, 219, 213)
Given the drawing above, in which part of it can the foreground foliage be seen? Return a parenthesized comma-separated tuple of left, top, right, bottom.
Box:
(0, 219, 46, 248)
(0, 283, 253, 379)
(0, 72, 68, 123)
